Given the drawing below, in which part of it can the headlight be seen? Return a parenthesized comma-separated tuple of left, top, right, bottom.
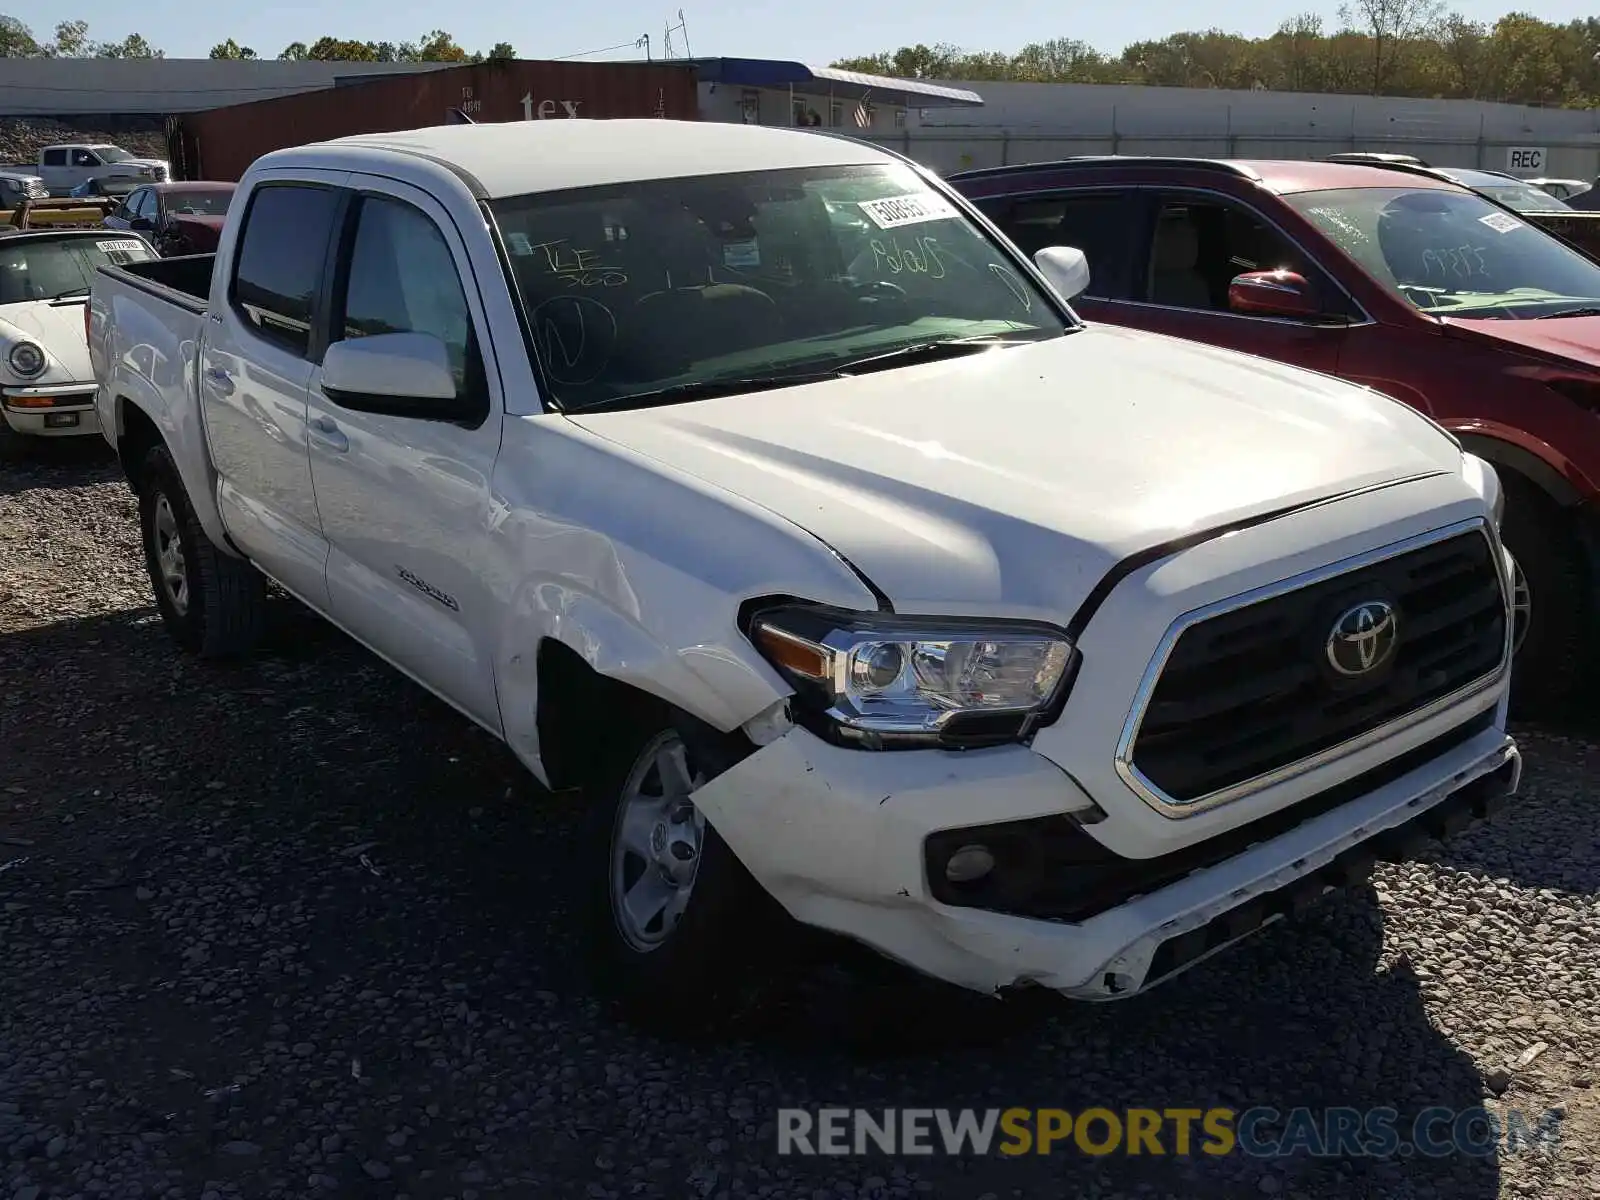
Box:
(8, 342, 45, 378)
(748, 603, 1078, 749)
(1462, 452, 1504, 532)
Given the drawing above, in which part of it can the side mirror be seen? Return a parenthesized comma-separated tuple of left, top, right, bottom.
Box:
(129, 216, 153, 231)
(320, 331, 464, 420)
(1228, 269, 1321, 319)
(1033, 245, 1091, 300)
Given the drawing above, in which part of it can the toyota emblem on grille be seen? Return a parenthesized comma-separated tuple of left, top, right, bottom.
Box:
(1326, 601, 1400, 677)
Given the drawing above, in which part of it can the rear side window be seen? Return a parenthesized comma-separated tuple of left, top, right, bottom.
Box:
(42, 149, 67, 167)
(231, 184, 340, 358)
(986, 193, 1130, 299)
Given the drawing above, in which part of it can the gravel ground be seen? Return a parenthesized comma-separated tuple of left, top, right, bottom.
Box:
(2, 442, 1598, 1200)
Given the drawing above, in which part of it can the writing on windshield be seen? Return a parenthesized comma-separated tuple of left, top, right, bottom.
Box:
(1288, 186, 1600, 317)
(487, 163, 1063, 410)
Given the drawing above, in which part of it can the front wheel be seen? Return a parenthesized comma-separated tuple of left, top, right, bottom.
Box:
(584, 707, 770, 1030)
(137, 444, 266, 658)
(1499, 479, 1591, 717)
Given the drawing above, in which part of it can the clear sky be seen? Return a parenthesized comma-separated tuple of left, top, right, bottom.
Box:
(13, 0, 1598, 66)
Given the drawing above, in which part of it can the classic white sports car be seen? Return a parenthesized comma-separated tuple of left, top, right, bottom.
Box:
(0, 228, 155, 441)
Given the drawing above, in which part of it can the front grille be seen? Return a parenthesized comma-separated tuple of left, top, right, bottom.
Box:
(1128, 528, 1506, 805)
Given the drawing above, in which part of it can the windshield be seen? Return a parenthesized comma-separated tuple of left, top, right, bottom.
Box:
(164, 189, 232, 216)
(0, 235, 154, 303)
(94, 147, 132, 163)
(1286, 186, 1600, 318)
(487, 163, 1066, 411)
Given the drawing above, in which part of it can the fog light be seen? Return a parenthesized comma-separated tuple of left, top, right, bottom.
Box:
(944, 843, 995, 884)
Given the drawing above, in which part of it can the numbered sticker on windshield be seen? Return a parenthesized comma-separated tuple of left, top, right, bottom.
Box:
(96, 239, 148, 264)
(1478, 212, 1523, 234)
(858, 194, 958, 230)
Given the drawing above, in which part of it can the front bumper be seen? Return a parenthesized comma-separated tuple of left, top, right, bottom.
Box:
(690, 706, 1518, 1000)
(2, 383, 100, 438)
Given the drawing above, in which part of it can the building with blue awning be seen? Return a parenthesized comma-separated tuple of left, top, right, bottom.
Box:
(679, 57, 984, 133)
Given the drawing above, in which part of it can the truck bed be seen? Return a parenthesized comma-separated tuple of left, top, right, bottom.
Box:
(98, 253, 214, 314)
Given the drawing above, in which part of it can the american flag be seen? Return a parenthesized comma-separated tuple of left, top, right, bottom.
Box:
(853, 102, 872, 128)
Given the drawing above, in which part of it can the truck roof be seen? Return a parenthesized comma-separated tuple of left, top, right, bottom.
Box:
(271, 120, 895, 200)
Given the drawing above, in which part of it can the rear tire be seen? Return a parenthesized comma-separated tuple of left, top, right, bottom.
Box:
(137, 444, 265, 658)
(582, 699, 770, 1032)
(1499, 476, 1590, 717)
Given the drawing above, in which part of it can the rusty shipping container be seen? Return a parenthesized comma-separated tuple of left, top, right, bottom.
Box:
(172, 59, 700, 182)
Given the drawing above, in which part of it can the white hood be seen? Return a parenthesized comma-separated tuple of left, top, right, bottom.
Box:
(0, 302, 91, 385)
(567, 324, 1464, 614)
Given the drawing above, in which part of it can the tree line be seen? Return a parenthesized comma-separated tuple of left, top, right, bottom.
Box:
(835, 4, 1600, 109)
(5, 5, 1599, 110)
(0, 16, 515, 65)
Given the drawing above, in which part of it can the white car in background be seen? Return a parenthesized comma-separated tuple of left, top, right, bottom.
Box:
(0, 171, 50, 212)
(1525, 177, 1591, 202)
(0, 228, 155, 443)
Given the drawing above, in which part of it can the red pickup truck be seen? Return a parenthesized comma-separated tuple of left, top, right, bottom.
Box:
(950, 156, 1600, 713)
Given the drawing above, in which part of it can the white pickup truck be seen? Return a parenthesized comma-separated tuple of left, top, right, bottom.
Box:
(36, 143, 169, 197)
(89, 119, 1521, 1026)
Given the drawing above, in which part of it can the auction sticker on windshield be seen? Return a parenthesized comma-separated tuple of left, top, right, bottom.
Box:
(1478, 212, 1523, 234)
(95, 239, 149, 263)
(859, 194, 958, 230)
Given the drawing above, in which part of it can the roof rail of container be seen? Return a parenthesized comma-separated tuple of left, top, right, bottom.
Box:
(944, 157, 1264, 184)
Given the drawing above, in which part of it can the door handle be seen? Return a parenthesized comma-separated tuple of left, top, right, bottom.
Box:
(203, 365, 233, 396)
(307, 415, 349, 454)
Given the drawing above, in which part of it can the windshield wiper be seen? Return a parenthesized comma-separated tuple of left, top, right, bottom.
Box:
(568, 336, 1038, 414)
(830, 335, 1031, 376)
(48, 289, 91, 306)
(570, 370, 847, 414)
(1536, 306, 1600, 318)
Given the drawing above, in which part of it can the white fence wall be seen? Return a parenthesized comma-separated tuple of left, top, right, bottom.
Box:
(884, 81, 1600, 179)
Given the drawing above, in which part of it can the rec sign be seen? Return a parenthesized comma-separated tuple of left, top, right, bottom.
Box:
(1506, 146, 1547, 173)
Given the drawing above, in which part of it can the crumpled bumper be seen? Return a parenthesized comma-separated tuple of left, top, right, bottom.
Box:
(688, 718, 1520, 998)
